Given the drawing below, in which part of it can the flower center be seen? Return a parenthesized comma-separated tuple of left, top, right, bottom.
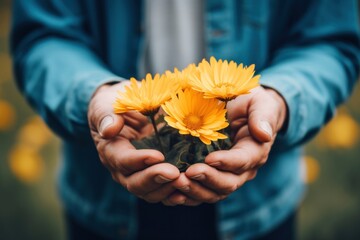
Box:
(140, 107, 160, 116)
(184, 114, 203, 130)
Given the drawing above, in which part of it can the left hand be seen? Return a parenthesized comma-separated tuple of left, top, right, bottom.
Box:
(163, 87, 288, 206)
(88, 83, 181, 204)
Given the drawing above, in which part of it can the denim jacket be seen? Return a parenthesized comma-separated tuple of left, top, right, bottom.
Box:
(10, 0, 360, 239)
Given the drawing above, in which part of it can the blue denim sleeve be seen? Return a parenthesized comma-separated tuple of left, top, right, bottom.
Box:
(10, 0, 124, 140)
(260, 0, 360, 148)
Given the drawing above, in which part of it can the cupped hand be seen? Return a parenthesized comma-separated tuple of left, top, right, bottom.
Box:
(88, 82, 183, 203)
(168, 87, 287, 206)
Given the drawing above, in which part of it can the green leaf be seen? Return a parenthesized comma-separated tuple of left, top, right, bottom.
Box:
(131, 126, 232, 171)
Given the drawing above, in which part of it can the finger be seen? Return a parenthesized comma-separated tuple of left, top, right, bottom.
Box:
(182, 198, 203, 206)
(226, 92, 252, 121)
(228, 117, 247, 140)
(171, 173, 221, 204)
(98, 136, 164, 175)
(141, 183, 177, 203)
(185, 163, 256, 196)
(122, 111, 152, 132)
(163, 192, 202, 206)
(205, 137, 271, 173)
(88, 84, 125, 139)
(160, 174, 193, 206)
(248, 88, 287, 142)
(116, 163, 180, 197)
(162, 191, 188, 206)
(232, 124, 251, 143)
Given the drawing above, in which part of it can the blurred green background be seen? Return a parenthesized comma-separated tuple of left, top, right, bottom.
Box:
(1, 0, 360, 239)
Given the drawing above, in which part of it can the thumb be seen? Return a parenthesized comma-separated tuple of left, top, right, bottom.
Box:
(88, 84, 124, 139)
(249, 117, 274, 143)
(248, 88, 287, 142)
(98, 114, 124, 139)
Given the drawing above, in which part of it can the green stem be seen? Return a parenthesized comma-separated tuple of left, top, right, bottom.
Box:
(219, 100, 229, 150)
(188, 136, 196, 165)
(149, 114, 165, 154)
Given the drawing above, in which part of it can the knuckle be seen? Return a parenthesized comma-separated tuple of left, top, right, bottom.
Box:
(222, 184, 238, 195)
(91, 130, 101, 144)
(264, 144, 271, 156)
(116, 161, 133, 176)
(261, 147, 268, 158)
(219, 195, 228, 201)
(259, 156, 268, 167)
(98, 154, 108, 167)
(206, 196, 221, 204)
(244, 158, 256, 170)
(121, 182, 130, 192)
(111, 173, 124, 187)
(248, 170, 258, 180)
(111, 173, 117, 182)
(97, 142, 117, 169)
(126, 183, 137, 194)
(96, 139, 106, 155)
(125, 182, 143, 197)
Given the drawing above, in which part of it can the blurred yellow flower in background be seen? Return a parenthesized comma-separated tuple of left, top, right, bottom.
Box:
(0, 99, 16, 130)
(17, 116, 53, 151)
(302, 155, 320, 184)
(162, 89, 229, 145)
(316, 112, 359, 149)
(7, 116, 53, 184)
(189, 57, 260, 102)
(114, 73, 179, 116)
(9, 145, 44, 184)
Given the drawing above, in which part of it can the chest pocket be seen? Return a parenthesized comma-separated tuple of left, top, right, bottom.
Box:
(205, 0, 271, 70)
(233, 0, 271, 70)
(236, 0, 269, 31)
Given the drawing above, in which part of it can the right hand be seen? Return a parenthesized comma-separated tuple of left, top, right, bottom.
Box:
(87, 81, 183, 203)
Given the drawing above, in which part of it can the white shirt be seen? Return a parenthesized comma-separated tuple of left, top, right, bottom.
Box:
(139, 0, 205, 77)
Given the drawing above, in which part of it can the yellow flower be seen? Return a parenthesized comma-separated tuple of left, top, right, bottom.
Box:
(162, 89, 229, 145)
(189, 56, 260, 101)
(302, 155, 320, 184)
(114, 73, 179, 116)
(9, 145, 44, 184)
(165, 64, 199, 90)
(18, 116, 53, 150)
(317, 112, 359, 149)
(0, 99, 16, 131)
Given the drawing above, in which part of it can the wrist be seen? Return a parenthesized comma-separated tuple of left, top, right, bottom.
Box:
(91, 81, 119, 99)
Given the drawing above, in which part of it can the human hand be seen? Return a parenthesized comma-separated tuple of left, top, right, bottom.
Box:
(88, 82, 182, 203)
(168, 87, 287, 205)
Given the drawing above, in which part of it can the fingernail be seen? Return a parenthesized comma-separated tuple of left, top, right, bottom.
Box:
(191, 174, 205, 181)
(259, 120, 272, 137)
(99, 115, 113, 135)
(155, 175, 172, 184)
